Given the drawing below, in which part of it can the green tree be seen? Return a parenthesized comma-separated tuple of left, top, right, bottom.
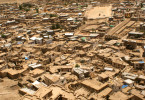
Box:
(52, 24, 56, 29)
(56, 23, 60, 29)
(19, 5, 23, 10)
(141, 3, 143, 8)
(35, 7, 39, 13)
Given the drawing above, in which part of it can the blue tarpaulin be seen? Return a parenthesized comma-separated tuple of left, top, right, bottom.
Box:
(25, 57, 29, 60)
(122, 85, 128, 89)
(139, 61, 144, 64)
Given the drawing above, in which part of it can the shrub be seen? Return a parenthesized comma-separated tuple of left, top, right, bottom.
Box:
(75, 64, 80, 68)
(1, 34, 6, 38)
(80, 60, 85, 63)
(50, 14, 57, 17)
(51, 23, 61, 29)
(22, 3, 33, 8)
(25, 8, 30, 12)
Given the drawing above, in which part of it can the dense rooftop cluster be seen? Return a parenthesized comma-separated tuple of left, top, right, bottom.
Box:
(0, 0, 145, 100)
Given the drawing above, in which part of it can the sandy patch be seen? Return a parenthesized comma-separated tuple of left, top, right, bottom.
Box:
(85, 5, 112, 19)
(0, 78, 21, 100)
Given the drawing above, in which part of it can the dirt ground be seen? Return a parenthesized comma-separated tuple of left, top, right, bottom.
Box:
(0, 0, 34, 4)
(85, 5, 112, 19)
(0, 78, 21, 100)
